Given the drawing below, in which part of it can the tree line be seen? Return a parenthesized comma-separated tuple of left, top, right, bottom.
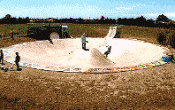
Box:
(0, 14, 175, 29)
(28, 16, 117, 24)
(117, 14, 175, 28)
(0, 14, 30, 24)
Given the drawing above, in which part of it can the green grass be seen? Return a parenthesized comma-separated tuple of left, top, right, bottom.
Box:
(67, 24, 110, 37)
(0, 23, 111, 38)
(121, 25, 169, 39)
(0, 23, 53, 36)
(0, 23, 169, 40)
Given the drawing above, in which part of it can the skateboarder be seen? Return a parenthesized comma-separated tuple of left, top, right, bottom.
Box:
(81, 33, 88, 50)
(0, 49, 4, 65)
(104, 46, 112, 58)
(15, 52, 20, 70)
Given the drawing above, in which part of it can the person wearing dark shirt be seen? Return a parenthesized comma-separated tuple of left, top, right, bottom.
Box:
(0, 49, 4, 65)
(104, 46, 112, 58)
(15, 52, 20, 70)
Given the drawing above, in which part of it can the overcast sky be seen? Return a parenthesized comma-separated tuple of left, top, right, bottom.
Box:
(0, 0, 175, 20)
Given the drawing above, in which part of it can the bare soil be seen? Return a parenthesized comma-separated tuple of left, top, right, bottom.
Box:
(0, 37, 175, 110)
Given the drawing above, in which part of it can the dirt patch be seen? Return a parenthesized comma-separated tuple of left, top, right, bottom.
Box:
(0, 37, 36, 48)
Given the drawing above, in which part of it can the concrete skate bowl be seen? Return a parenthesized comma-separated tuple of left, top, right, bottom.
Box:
(2, 37, 170, 73)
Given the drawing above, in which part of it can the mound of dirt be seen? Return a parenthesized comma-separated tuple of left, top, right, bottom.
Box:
(90, 48, 114, 67)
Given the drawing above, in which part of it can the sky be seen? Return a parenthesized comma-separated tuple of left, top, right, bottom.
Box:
(0, 0, 175, 20)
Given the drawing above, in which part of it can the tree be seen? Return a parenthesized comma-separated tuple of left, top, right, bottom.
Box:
(100, 16, 105, 21)
(77, 17, 84, 23)
(100, 16, 105, 23)
(146, 19, 155, 27)
(156, 14, 169, 22)
(18, 17, 23, 24)
(2, 14, 18, 24)
(4, 14, 12, 19)
(135, 16, 146, 26)
(117, 18, 122, 24)
(25, 17, 30, 23)
(3, 14, 12, 24)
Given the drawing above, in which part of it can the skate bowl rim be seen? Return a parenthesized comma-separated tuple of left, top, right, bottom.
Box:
(1, 38, 170, 73)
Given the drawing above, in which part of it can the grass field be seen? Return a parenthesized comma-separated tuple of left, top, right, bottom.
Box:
(0, 24, 175, 109)
(0, 23, 110, 38)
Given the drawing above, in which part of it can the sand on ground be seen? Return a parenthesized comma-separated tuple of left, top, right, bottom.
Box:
(2, 37, 168, 70)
